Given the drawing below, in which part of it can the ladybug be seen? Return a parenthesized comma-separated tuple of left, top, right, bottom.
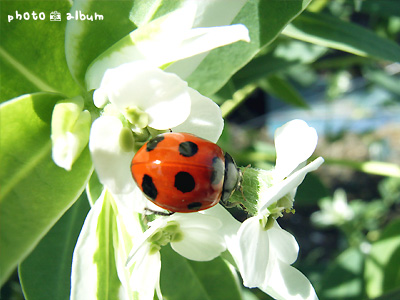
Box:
(131, 132, 242, 213)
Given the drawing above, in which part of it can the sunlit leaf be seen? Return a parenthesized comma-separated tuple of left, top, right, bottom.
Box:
(365, 218, 400, 298)
(0, 93, 93, 285)
(319, 248, 366, 300)
(0, 1, 80, 102)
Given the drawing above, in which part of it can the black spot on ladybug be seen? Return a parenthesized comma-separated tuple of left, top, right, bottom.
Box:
(174, 171, 195, 193)
(187, 202, 202, 210)
(142, 174, 158, 200)
(146, 135, 165, 152)
(178, 141, 198, 157)
(211, 156, 224, 185)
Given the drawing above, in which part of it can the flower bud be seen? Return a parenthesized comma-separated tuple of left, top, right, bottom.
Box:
(51, 97, 91, 171)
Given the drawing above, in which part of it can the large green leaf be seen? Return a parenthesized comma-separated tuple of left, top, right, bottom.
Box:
(283, 11, 400, 62)
(65, 0, 137, 87)
(364, 218, 400, 298)
(319, 248, 366, 300)
(160, 245, 242, 300)
(19, 193, 90, 300)
(0, 0, 80, 102)
(0, 93, 93, 285)
(186, 0, 312, 96)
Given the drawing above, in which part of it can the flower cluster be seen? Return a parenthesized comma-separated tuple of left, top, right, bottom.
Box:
(51, 2, 324, 300)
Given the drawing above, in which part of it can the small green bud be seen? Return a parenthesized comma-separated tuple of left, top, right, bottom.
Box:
(163, 221, 180, 233)
(124, 106, 149, 128)
(149, 243, 161, 255)
(277, 194, 293, 210)
(171, 231, 184, 243)
(119, 127, 135, 152)
(259, 215, 275, 231)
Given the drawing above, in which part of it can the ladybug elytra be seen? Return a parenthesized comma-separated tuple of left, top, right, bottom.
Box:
(131, 132, 242, 213)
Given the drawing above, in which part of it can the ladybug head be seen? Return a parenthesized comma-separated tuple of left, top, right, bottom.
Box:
(221, 152, 243, 203)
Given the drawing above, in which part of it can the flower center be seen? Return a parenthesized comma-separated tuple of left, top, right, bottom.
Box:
(261, 195, 295, 231)
(124, 105, 149, 129)
(148, 221, 184, 254)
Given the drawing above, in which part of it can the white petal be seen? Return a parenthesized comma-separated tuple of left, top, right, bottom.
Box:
(171, 88, 223, 143)
(261, 260, 319, 300)
(129, 245, 162, 300)
(86, 5, 197, 90)
(52, 132, 80, 170)
(126, 222, 163, 268)
(89, 116, 135, 194)
(101, 62, 192, 130)
(259, 157, 324, 214)
(200, 204, 240, 237)
(268, 222, 299, 265)
(164, 24, 249, 71)
(171, 213, 226, 261)
(171, 227, 226, 261)
(236, 217, 270, 288)
(166, 0, 248, 79)
(274, 120, 318, 181)
(70, 196, 104, 300)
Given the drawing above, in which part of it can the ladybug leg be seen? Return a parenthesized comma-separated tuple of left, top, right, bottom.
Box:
(144, 207, 175, 216)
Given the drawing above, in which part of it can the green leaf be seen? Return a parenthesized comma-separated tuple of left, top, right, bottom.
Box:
(86, 171, 104, 206)
(364, 218, 400, 298)
(19, 193, 90, 300)
(93, 192, 120, 300)
(360, 0, 400, 17)
(258, 75, 309, 108)
(283, 11, 400, 62)
(0, 0, 80, 102)
(129, 0, 184, 26)
(232, 39, 326, 88)
(186, 0, 312, 96)
(319, 247, 366, 300)
(371, 289, 400, 300)
(0, 93, 93, 285)
(160, 245, 242, 300)
(65, 0, 137, 87)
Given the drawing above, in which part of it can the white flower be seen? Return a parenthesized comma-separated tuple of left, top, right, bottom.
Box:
(228, 120, 323, 300)
(311, 189, 354, 227)
(126, 212, 226, 299)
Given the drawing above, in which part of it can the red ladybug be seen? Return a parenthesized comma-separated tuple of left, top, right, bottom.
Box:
(131, 132, 242, 213)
